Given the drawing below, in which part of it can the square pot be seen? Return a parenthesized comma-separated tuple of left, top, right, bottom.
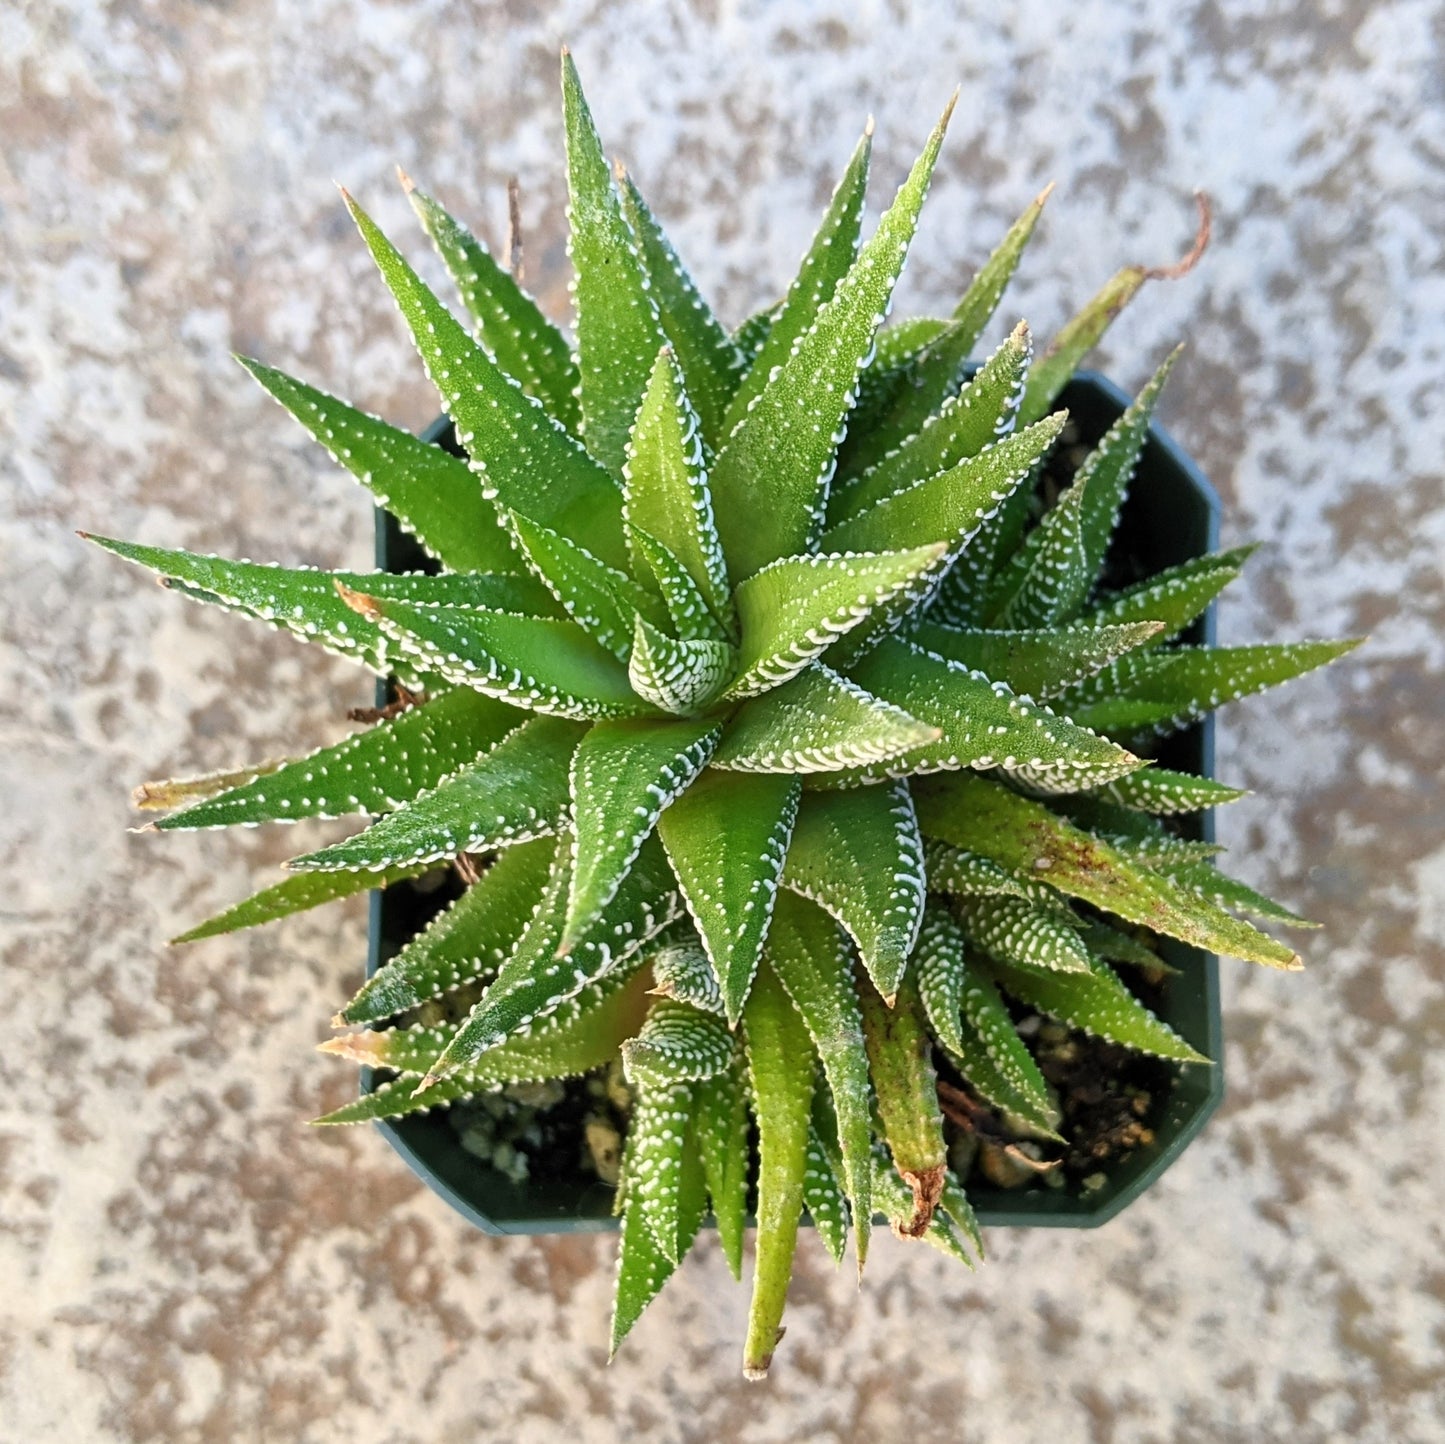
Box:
(362, 371, 1225, 1233)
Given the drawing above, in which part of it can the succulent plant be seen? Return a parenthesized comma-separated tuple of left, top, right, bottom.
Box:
(89, 53, 1357, 1379)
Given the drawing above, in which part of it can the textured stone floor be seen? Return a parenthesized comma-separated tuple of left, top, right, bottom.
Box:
(3, 2, 1443, 1440)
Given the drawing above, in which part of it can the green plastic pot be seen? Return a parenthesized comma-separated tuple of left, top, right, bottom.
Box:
(362, 371, 1225, 1234)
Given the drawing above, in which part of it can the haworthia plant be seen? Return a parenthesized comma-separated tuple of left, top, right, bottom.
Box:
(93, 54, 1359, 1380)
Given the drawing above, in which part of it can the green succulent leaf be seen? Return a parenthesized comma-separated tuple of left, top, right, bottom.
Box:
(693, 1058, 751, 1280)
(622, 999, 736, 1088)
(943, 960, 1060, 1135)
(1080, 546, 1255, 643)
(956, 894, 1092, 974)
(840, 636, 1140, 790)
(611, 1120, 708, 1354)
(565, 716, 722, 948)
(802, 1125, 850, 1266)
(402, 177, 582, 430)
(340, 589, 648, 720)
(780, 782, 925, 1003)
(1060, 793, 1205, 851)
(836, 316, 992, 484)
(157, 687, 521, 831)
(923, 840, 1070, 911)
(288, 715, 582, 873)
(623, 348, 733, 622)
(915, 772, 1302, 969)
(339, 837, 556, 1025)
(766, 890, 873, 1269)
(911, 905, 970, 1053)
(741, 962, 817, 1381)
(839, 181, 1049, 481)
(628, 616, 733, 714)
(627, 524, 731, 645)
(905, 619, 1165, 700)
(939, 1169, 984, 1260)
(1078, 920, 1173, 971)
(648, 939, 724, 1015)
(722, 125, 872, 433)
(985, 954, 1208, 1063)
(711, 99, 955, 579)
(317, 962, 655, 1123)
(1086, 766, 1248, 815)
(314, 1072, 479, 1125)
(924, 457, 1051, 631)
(629, 1078, 698, 1261)
(237, 357, 517, 573)
(1020, 265, 1148, 426)
(1072, 352, 1180, 589)
(424, 834, 679, 1082)
(658, 770, 801, 1025)
(82, 536, 553, 676)
(858, 974, 948, 1236)
(917, 1207, 977, 1268)
(325, 954, 652, 1079)
(726, 546, 948, 699)
(869, 315, 952, 372)
(618, 173, 746, 446)
(829, 320, 1033, 524)
(170, 862, 429, 944)
(1057, 641, 1361, 737)
(950, 187, 1052, 355)
(561, 52, 669, 477)
(733, 307, 777, 362)
(508, 509, 665, 661)
(343, 189, 629, 567)
(820, 412, 1065, 557)
(1153, 859, 1318, 928)
(835, 313, 949, 476)
(989, 474, 1091, 628)
(1070, 800, 1222, 866)
(988, 351, 1180, 627)
(712, 662, 938, 774)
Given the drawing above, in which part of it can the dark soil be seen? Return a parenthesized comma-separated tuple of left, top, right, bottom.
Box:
(935, 1017, 1175, 1193)
(447, 1074, 625, 1189)
(1042, 1032, 1169, 1179)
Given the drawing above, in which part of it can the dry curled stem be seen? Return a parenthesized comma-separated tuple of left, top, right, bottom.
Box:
(1142, 190, 1211, 281)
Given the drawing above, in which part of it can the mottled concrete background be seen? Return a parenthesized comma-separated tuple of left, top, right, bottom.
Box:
(3, 1, 1442, 1440)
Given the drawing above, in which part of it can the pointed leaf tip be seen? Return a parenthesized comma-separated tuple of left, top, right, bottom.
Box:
(712, 104, 949, 575)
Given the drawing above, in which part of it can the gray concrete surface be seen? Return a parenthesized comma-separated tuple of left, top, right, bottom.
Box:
(2, 2, 1442, 1440)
